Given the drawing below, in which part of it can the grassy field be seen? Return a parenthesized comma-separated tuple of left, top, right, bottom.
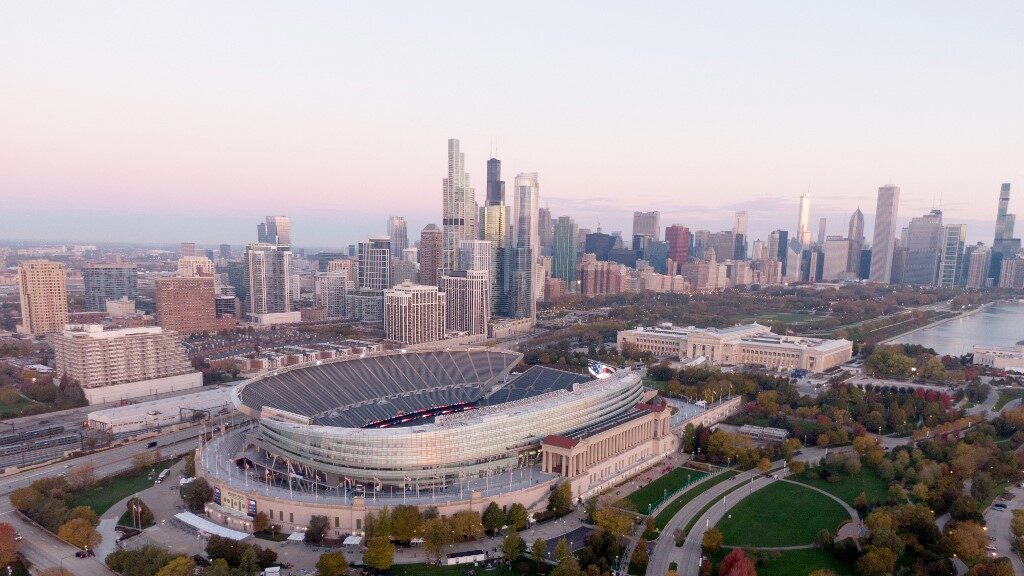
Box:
(654, 470, 739, 529)
(791, 468, 890, 506)
(74, 459, 175, 514)
(711, 548, 854, 576)
(995, 389, 1024, 411)
(625, 467, 708, 513)
(716, 482, 850, 547)
(683, 480, 747, 536)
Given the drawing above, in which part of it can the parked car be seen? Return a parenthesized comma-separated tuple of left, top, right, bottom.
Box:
(993, 503, 1008, 511)
(75, 549, 95, 558)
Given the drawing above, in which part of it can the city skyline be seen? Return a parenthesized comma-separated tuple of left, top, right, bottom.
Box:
(2, 3, 1022, 247)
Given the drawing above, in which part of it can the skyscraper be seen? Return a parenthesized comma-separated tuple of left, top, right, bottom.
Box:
(458, 240, 492, 273)
(441, 139, 476, 274)
(418, 224, 444, 287)
(442, 270, 490, 336)
(258, 216, 292, 246)
(552, 216, 579, 289)
(665, 225, 691, 274)
(994, 183, 1018, 254)
(508, 172, 539, 319)
(847, 208, 864, 275)
(17, 260, 69, 336)
(733, 211, 748, 259)
(479, 205, 510, 313)
(869, 185, 900, 284)
(817, 217, 828, 246)
(900, 210, 944, 286)
(966, 244, 992, 289)
(383, 281, 446, 345)
(538, 207, 554, 253)
(797, 192, 812, 247)
(358, 237, 392, 290)
(245, 243, 291, 316)
(485, 157, 505, 206)
(632, 211, 661, 241)
(155, 276, 234, 333)
(387, 216, 409, 258)
(315, 271, 353, 319)
(83, 263, 138, 311)
(938, 224, 967, 287)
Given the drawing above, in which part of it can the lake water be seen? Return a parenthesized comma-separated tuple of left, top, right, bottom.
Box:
(890, 301, 1024, 356)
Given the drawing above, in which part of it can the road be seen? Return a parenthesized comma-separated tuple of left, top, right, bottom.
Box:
(981, 485, 1023, 575)
(0, 426, 204, 575)
(645, 467, 771, 576)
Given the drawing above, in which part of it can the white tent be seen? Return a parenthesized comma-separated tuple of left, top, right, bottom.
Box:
(343, 535, 363, 546)
(173, 512, 250, 541)
(286, 532, 305, 542)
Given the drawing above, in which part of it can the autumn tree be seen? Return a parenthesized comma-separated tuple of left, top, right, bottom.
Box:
(531, 538, 548, 564)
(450, 510, 484, 541)
(549, 482, 573, 517)
(316, 551, 349, 576)
(483, 501, 506, 534)
(180, 477, 214, 513)
(57, 517, 101, 549)
(855, 547, 897, 576)
(391, 504, 422, 542)
(66, 462, 96, 490)
(594, 506, 636, 538)
(554, 537, 572, 562)
(718, 548, 755, 576)
(422, 517, 453, 562)
(364, 536, 395, 571)
(0, 523, 18, 567)
(305, 515, 330, 545)
(946, 521, 988, 562)
(508, 502, 529, 531)
(701, 527, 723, 555)
(69, 505, 99, 526)
(252, 511, 270, 533)
(503, 529, 526, 560)
(155, 556, 195, 576)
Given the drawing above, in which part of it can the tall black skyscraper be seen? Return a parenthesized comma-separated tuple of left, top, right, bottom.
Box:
(486, 158, 505, 206)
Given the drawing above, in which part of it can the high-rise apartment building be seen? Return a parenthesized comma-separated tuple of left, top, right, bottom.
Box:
(17, 260, 69, 336)
(315, 271, 353, 319)
(177, 256, 214, 277)
(226, 261, 249, 305)
(797, 192, 812, 247)
(458, 240, 492, 273)
(938, 225, 967, 288)
(383, 281, 446, 345)
(83, 263, 138, 311)
(442, 270, 490, 336)
(387, 216, 409, 258)
(180, 242, 197, 257)
(441, 139, 476, 274)
(578, 254, 628, 296)
(998, 257, 1024, 289)
(485, 157, 505, 206)
(257, 216, 292, 246)
(358, 237, 392, 290)
(869, 185, 900, 284)
(155, 276, 234, 333)
(847, 209, 864, 276)
(51, 324, 200, 404)
(632, 211, 661, 241)
(552, 216, 579, 289)
(665, 225, 691, 274)
(538, 207, 554, 253)
(900, 210, 944, 286)
(508, 172, 539, 319)
(245, 243, 292, 316)
(418, 224, 444, 287)
(966, 244, 992, 289)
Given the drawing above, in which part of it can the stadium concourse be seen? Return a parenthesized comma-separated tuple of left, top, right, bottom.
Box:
(195, 347, 724, 538)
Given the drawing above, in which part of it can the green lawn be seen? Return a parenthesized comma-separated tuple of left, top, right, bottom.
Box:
(711, 548, 854, 576)
(654, 470, 739, 529)
(995, 389, 1024, 411)
(716, 482, 850, 547)
(791, 468, 890, 506)
(625, 467, 708, 513)
(683, 480, 747, 536)
(73, 460, 175, 514)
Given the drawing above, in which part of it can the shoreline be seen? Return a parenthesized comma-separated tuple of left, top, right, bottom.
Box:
(878, 301, 993, 346)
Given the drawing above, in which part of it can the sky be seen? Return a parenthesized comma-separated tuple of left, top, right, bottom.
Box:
(2, 2, 1023, 250)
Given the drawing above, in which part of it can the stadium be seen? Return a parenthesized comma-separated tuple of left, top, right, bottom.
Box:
(194, 347, 732, 537)
(230, 347, 645, 489)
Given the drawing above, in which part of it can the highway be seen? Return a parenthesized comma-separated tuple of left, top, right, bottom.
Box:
(0, 426, 205, 575)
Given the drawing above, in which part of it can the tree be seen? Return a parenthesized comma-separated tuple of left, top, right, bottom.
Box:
(554, 537, 572, 562)
(757, 457, 771, 474)
(391, 504, 422, 542)
(629, 539, 649, 574)
(66, 462, 96, 490)
(594, 506, 635, 538)
(207, 559, 232, 576)
(549, 482, 573, 517)
(483, 502, 506, 533)
(70, 505, 99, 526)
(57, 517, 101, 549)
(946, 521, 988, 562)
(364, 536, 395, 571)
(305, 515, 330, 545)
(551, 556, 582, 576)
(870, 527, 905, 559)
(422, 517, 453, 562)
(155, 556, 195, 576)
(0, 522, 18, 567)
(179, 477, 213, 513)
(126, 497, 154, 528)
(815, 528, 834, 550)
(252, 511, 270, 533)
(971, 471, 996, 503)
(531, 538, 548, 564)
(106, 545, 177, 576)
(9, 487, 39, 512)
(701, 528, 723, 555)
(503, 529, 526, 560)
(450, 510, 484, 541)
(855, 547, 897, 576)
(238, 547, 260, 576)
(508, 502, 529, 531)
(182, 452, 196, 477)
(316, 551, 349, 576)
(717, 548, 755, 576)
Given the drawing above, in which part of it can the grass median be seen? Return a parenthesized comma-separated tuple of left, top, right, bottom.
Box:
(682, 476, 748, 537)
(626, 466, 709, 513)
(654, 470, 739, 530)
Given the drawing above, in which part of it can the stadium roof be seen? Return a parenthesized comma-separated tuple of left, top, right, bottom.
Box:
(483, 365, 592, 405)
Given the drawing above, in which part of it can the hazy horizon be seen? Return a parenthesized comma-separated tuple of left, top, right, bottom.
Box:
(3, 2, 1022, 248)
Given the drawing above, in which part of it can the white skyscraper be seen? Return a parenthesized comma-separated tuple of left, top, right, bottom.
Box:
(386, 216, 409, 258)
(442, 270, 490, 337)
(797, 192, 812, 247)
(869, 185, 901, 284)
(509, 172, 540, 319)
(384, 281, 446, 345)
(441, 139, 476, 275)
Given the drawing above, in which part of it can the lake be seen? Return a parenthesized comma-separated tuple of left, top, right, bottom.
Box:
(889, 301, 1024, 356)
